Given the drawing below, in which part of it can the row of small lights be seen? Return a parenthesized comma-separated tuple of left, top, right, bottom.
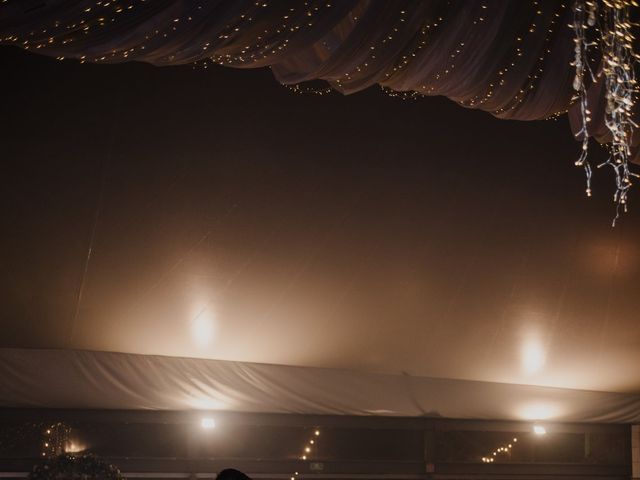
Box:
(201, 416, 324, 478)
(572, 0, 639, 224)
(1, 0, 624, 126)
(0, 0, 587, 127)
(43, 417, 548, 466)
(203, 417, 546, 468)
(5, 0, 637, 220)
(287, 428, 321, 480)
(287, 0, 566, 114)
(481, 424, 546, 464)
(3, 0, 566, 114)
(300, 428, 320, 461)
(481, 437, 517, 463)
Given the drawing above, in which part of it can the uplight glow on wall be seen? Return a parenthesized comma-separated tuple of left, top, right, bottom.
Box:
(521, 340, 546, 374)
(191, 306, 215, 347)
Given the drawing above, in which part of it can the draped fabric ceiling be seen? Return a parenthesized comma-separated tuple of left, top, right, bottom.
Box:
(1, 0, 640, 423)
(0, 0, 637, 155)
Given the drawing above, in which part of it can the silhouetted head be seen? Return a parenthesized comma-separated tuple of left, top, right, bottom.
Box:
(216, 469, 252, 480)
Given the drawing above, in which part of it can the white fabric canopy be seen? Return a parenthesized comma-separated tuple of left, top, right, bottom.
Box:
(1, 348, 639, 423)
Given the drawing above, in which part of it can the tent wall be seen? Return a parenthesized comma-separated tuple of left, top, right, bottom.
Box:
(0, 409, 631, 480)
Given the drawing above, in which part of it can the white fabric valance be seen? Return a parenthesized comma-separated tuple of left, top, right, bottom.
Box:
(1, 348, 639, 423)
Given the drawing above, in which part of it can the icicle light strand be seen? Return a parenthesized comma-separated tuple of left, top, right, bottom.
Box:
(572, 0, 640, 225)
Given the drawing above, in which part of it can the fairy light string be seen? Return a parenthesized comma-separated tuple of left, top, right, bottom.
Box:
(572, 0, 597, 199)
(285, 83, 333, 95)
(2, 0, 640, 221)
(572, 0, 639, 225)
(291, 428, 320, 480)
(481, 436, 518, 464)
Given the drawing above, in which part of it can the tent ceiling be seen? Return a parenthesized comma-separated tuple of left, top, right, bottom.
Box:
(1, 47, 640, 419)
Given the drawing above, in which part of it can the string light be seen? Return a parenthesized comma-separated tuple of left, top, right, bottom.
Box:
(572, 0, 639, 224)
(380, 86, 421, 101)
(2, 1, 639, 222)
(292, 428, 321, 477)
(285, 83, 333, 96)
(481, 436, 518, 464)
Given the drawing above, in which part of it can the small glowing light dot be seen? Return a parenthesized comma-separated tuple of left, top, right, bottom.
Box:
(304, 447, 311, 453)
(301, 455, 307, 460)
(200, 417, 216, 429)
(314, 430, 320, 436)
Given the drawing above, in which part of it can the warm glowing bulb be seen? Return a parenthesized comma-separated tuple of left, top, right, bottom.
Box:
(310, 440, 314, 444)
(522, 341, 546, 374)
(305, 447, 311, 453)
(65, 442, 85, 454)
(533, 424, 546, 435)
(201, 417, 216, 429)
(302, 455, 307, 460)
(513, 438, 518, 442)
(314, 430, 320, 436)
